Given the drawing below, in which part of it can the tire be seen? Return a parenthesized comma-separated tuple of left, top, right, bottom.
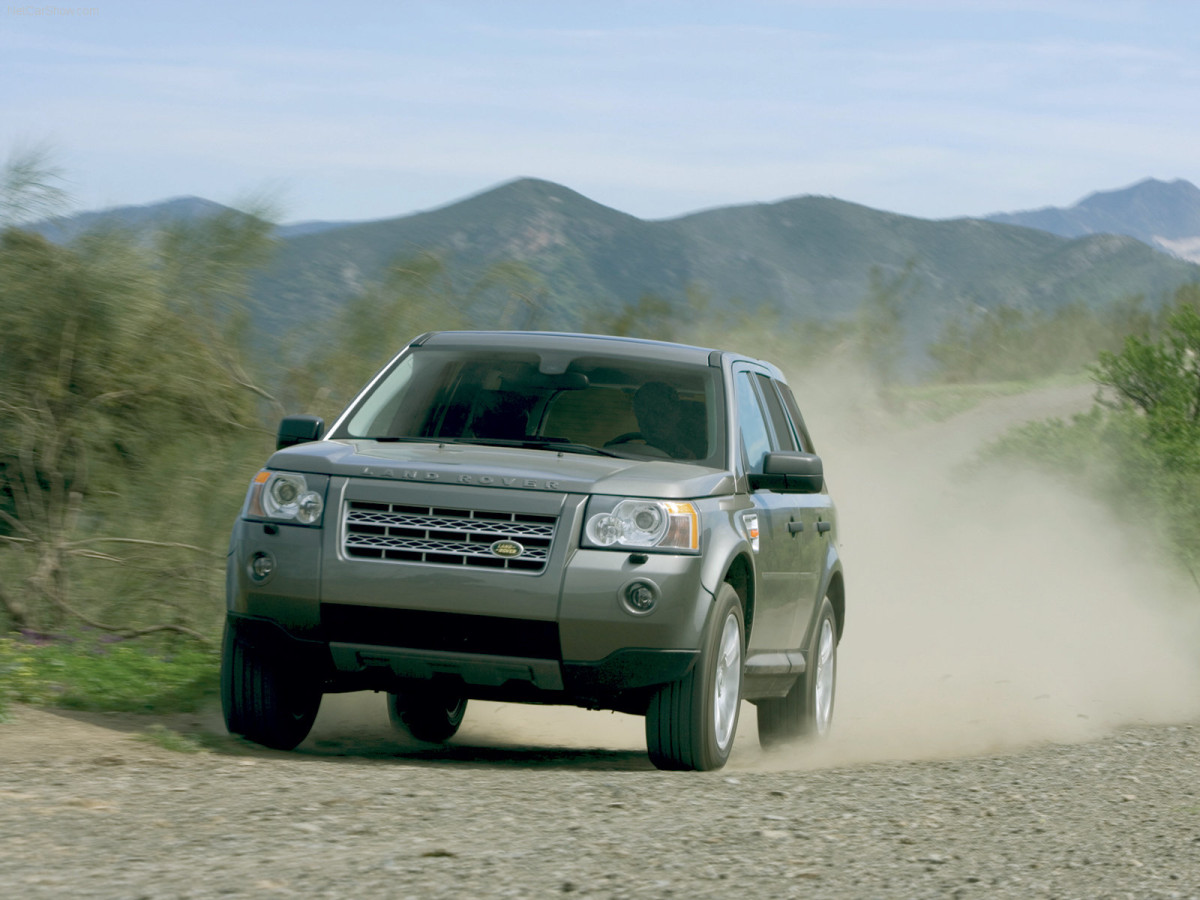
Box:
(388, 689, 468, 743)
(220, 619, 321, 751)
(757, 596, 837, 748)
(645, 582, 744, 771)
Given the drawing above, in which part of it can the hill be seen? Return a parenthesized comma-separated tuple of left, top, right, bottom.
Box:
(29, 179, 1200, 364)
(986, 178, 1200, 262)
(251, 178, 1200, 352)
(30, 196, 234, 243)
(30, 195, 359, 242)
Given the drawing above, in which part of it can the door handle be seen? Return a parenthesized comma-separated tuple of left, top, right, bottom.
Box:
(787, 521, 804, 534)
(816, 520, 832, 535)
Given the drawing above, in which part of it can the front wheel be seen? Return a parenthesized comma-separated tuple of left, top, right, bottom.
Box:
(220, 620, 321, 751)
(388, 689, 468, 743)
(757, 596, 838, 748)
(645, 582, 744, 771)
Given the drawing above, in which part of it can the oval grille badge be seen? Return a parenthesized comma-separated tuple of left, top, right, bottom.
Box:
(490, 540, 524, 559)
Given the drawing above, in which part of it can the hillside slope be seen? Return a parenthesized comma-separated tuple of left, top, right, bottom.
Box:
(986, 177, 1200, 262)
(251, 178, 1200, 347)
(30, 179, 1200, 356)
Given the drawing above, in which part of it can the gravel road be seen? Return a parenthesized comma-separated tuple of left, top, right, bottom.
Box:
(4, 383, 1200, 899)
(1, 703, 1199, 899)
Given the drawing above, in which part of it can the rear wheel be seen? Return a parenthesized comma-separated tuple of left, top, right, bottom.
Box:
(757, 596, 838, 748)
(645, 582, 744, 771)
(220, 619, 321, 751)
(388, 689, 468, 743)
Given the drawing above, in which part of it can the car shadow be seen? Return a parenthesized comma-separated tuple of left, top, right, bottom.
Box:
(293, 738, 654, 771)
(26, 697, 658, 772)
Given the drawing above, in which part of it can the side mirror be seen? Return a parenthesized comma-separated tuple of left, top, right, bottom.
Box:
(748, 451, 824, 494)
(277, 415, 325, 450)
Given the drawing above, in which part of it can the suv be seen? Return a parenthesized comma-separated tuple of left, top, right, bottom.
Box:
(222, 331, 844, 770)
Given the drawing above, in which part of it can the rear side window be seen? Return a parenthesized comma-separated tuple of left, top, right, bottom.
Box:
(753, 373, 798, 452)
(775, 382, 815, 452)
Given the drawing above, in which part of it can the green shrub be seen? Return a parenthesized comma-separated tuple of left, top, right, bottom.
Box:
(981, 286, 1200, 578)
(0, 635, 219, 717)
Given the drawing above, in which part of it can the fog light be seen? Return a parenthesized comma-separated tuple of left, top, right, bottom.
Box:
(249, 551, 276, 583)
(621, 580, 659, 615)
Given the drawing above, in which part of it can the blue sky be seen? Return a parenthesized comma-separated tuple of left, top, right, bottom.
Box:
(3, 0, 1198, 224)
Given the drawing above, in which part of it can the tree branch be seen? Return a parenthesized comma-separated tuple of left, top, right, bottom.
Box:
(0, 510, 35, 539)
(64, 537, 217, 556)
(51, 593, 211, 645)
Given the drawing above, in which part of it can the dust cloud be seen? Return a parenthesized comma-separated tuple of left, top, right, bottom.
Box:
(754, 369, 1200, 770)
(304, 373, 1200, 770)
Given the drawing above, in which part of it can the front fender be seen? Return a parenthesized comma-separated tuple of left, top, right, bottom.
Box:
(700, 507, 758, 599)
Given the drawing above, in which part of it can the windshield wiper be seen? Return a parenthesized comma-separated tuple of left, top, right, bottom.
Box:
(360, 435, 623, 458)
(535, 441, 624, 458)
(447, 437, 623, 458)
(362, 436, 436, 443)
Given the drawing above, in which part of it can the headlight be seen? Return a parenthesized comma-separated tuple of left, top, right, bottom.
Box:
(583, 498, 699, 553)
(245, 470, 326, 526)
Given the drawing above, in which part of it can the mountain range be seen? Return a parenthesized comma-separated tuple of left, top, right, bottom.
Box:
(985, 178, 1200, 263)
(29, 177, 1200, 358)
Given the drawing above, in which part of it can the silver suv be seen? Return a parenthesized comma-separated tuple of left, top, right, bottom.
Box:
(221, 331, 844, 770)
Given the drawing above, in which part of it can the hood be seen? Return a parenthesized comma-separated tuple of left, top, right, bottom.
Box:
(268, 439, 736, 500)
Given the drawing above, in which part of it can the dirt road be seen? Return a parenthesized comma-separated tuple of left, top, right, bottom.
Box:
(3, 382, 1200, 898)
(2, 703, 1199, 898)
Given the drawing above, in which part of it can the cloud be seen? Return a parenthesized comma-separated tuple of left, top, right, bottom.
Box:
(4, 1, 1199, 221)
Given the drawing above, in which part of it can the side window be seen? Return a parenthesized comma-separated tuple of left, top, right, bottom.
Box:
(734, 372, 773, 474)
(775, 382, 815, 452)
(753, 374, 797, 452)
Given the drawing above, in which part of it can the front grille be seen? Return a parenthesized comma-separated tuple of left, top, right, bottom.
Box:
(342, 501, 557, 572)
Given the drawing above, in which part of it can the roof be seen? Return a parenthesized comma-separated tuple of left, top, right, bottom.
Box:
(414, 330, 722, 366)
(407, 330, 791, 382)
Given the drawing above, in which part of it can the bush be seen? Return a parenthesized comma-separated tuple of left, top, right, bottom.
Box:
(982, 286, 1200, 578)
(0, 634, 219, 719)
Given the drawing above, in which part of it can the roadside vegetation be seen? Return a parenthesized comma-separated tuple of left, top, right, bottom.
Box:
(0, 635, 217, 719)
(925, 279, 1200, 583)
(980, 285, 1200, 582)
(1, 147, 1197, 721)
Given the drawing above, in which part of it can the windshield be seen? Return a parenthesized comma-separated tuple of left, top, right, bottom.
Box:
(334, 347, 725, 465)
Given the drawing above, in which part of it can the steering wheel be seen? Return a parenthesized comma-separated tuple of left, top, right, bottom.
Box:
(604, 431, 645, 446)
(604, 432, 672, 458)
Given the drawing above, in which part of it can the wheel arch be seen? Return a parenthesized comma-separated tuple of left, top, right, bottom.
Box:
(721, 552, 756, 642)
(823, 568, 846, 642)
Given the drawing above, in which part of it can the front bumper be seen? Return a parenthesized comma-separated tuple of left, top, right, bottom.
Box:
(225, 608, 700, 712)
(226, 485, 715, 707)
